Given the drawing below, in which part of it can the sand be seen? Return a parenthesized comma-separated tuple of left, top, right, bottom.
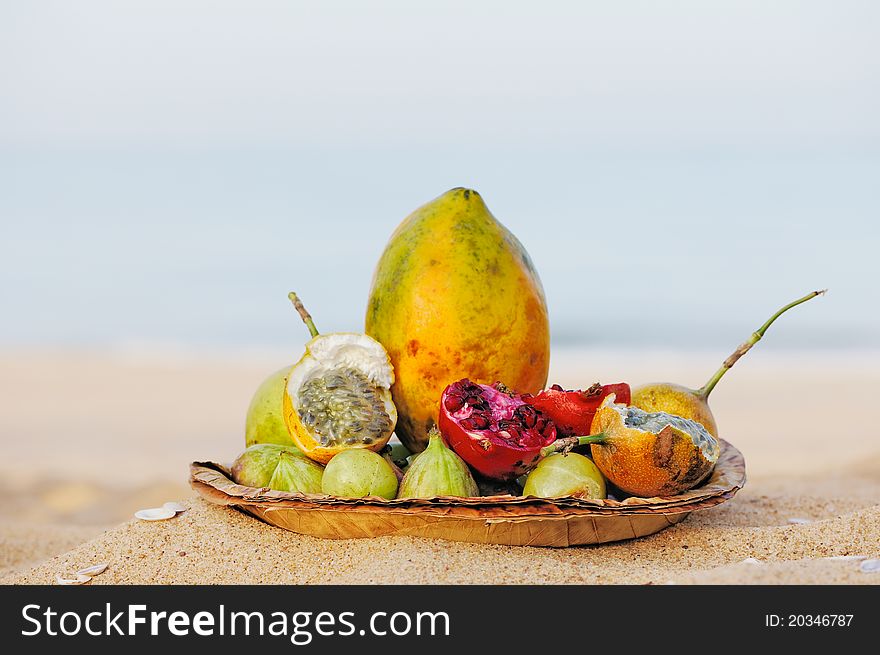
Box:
(2, 347, 879, 584)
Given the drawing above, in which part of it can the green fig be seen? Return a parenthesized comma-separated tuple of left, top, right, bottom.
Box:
(245, 366, 297, 447)
(231, 444, 323, 494)
(522, 452, 606, 500)
(398, 428, 479, 499)
(632, 290, 826, 437)
(321, 449, 399, 500)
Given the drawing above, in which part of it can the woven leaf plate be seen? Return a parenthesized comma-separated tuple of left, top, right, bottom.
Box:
(190, 439, 745, 547)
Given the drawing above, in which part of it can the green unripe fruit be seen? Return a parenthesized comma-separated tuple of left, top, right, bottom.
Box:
(398, 430, 479, 499)
(523, 452, 606, 500)
(321, 449, 399, 500)
(231, 444, 323, 494)
(245, 366, 297, 447)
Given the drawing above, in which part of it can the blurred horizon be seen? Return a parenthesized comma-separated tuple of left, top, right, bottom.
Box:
(2, 1, 878, 352)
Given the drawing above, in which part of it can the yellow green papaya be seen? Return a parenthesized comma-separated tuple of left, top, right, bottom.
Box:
(365, 187, 550, 453)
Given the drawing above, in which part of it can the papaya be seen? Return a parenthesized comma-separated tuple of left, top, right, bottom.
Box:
(365, 187, 550, 453)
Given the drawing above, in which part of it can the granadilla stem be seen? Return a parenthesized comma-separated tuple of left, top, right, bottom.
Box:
(697, 289, 826, 400)
(540, 433, 607, 458)
(288, 291, 319, 338)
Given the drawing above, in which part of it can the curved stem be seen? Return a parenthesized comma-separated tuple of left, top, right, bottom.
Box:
(288, 292, 319, 338)
(697, 289, 826, 399)
(540, 432, 607, 458)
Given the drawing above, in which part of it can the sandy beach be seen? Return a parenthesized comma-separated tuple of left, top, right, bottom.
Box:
(2, 346, 879, 584)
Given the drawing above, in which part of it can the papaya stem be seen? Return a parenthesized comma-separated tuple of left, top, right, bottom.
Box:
(697, 289, 826, 399)
(540, 433, 607, 458)
(288, 292, 319, 338)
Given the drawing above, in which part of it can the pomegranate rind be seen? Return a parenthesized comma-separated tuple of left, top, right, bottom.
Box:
(528, 382, 631, 437)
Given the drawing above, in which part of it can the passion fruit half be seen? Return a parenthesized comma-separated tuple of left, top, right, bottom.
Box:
(284, 332, 397, 464)
(281, 293, 397, 464)
(589, 395, 720, 497)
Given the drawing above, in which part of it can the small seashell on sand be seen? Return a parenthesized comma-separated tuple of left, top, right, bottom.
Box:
(741, 557, 761, 564)
(787, 517, 811, 524)
(825, 555, 867, 562)
(163, 501, 188, 513)
(56, 574, 92, 585)
(76, 563, 108, 577)
(859, 559, 880, 573)
(134, 507, 176, 521)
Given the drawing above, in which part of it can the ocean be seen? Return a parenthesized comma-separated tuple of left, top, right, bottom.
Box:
(1, 145, 876, 352)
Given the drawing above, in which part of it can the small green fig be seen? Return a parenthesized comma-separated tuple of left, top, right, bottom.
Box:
(398, 428, 479, 499)
(321, 449, 399, 499)
(231, 444, 324, 494)
(522, 452, 606, 500)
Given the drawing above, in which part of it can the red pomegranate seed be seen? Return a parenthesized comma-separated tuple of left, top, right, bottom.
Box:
(516, 405, 537, 428)
(461, 415, 489, 431)
(444, 394, 465, 412)
(470, 414, 490, 430)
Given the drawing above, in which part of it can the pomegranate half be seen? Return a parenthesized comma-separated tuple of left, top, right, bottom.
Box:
(438, 379, 557, 480)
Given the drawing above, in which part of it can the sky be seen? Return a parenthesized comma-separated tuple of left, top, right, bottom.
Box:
(1, 1, 878, 352)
